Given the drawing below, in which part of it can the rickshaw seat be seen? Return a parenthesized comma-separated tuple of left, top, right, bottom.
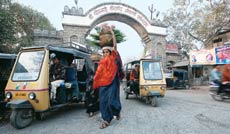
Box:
(65, 67, 76, 82)
(64, 67, 79, 91)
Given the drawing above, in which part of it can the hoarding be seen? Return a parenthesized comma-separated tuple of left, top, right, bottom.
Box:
(190, 49, 216, 65)
(215, 45, 230, 64)
(190, 45, 230, 65)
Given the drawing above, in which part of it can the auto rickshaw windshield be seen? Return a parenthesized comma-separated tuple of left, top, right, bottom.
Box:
(142, 61, 163, 80)
(12, 50, 45, 81)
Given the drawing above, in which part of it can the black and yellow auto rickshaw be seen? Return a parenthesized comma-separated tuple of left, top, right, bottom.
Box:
(172, 69, 189, 89)
(0, 53, 16, 117)
(123, 59, 166, 107)
(4, 44, 94, 129)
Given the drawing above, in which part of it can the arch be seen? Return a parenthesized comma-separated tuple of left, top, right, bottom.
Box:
(62, 2, 166, 38)
(84, 13, 148, 41)
(62, 2, 167, 64)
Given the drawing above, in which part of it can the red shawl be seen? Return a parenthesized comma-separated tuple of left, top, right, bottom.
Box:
(222, 64, 230, 82)
(93, 51, 118, 89)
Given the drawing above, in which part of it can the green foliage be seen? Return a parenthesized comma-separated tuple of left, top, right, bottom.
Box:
(0, 0, 17, 52)
(10, 3, 55, 47)
(0, 1, 55, 53)
(87, 27, 126, 47)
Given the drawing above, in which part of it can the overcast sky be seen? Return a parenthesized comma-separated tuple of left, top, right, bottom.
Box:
(18, 0, 174, 63)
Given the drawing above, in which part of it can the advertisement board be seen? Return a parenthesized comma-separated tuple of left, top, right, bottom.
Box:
(190, 49, 216, 65)
(215, 45, 230, 64)
(190, 45, 230, 65)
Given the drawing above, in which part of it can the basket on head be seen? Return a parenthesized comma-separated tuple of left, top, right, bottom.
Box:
(99, 24, 114, 47)
(99, 33, 113, 47)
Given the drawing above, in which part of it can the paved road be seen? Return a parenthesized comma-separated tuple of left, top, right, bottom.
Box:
(1, 86, 230, 134)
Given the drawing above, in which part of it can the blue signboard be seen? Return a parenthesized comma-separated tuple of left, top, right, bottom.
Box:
(215, 45, 230, 64)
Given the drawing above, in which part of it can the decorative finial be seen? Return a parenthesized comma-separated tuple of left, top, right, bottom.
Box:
(148, 3, 156, 20)
(75, 0, 78, 7)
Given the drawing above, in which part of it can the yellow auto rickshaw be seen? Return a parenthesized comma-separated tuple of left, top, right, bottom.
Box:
(0, 53, 16, 117)
(124, 59, 166, 107)
(4, 44, 94, 129)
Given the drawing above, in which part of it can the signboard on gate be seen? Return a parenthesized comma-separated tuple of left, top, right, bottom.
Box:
(165, 44, 178, 53)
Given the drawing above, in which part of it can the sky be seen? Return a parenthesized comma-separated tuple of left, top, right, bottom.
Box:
(17, 0, 174, 63)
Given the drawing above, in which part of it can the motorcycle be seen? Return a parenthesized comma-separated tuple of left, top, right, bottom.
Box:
(209, 82, 230, 101)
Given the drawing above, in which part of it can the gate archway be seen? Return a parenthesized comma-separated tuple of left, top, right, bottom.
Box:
(62, 2, 167, 64)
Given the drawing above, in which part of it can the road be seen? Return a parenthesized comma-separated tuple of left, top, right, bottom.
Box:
(1, 86, 230, 134)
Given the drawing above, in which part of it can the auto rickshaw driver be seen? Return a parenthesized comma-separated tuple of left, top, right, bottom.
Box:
(49, 53, 66, 101)
(130, 64, 140, 95)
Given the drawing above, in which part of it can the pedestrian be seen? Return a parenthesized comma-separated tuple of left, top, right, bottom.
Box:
(93, 25, 123, 129)
(86, 68, 99, 117)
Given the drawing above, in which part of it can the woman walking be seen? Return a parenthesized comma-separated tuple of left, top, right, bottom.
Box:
(93, 25, 123, 129)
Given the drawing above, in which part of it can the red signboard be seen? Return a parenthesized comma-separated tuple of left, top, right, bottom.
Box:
(166, 44, 178, 53)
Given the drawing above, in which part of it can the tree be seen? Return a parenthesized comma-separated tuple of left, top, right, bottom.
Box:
(189, 0, 230, 46)
(163, 0, 196, 58)
(0, 1, 55, 53)
(9, 3, 55, 52)
(0, 0, 17, 52)
(163, 0, 230, 57)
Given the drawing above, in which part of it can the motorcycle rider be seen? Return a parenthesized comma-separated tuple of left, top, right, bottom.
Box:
(221, 64, 230, 91)
(210, 64, 222, 94)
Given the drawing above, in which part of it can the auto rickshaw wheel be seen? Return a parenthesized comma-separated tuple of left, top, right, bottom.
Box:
(10, 109, 33, 129)
(151, 96, 157, 107)
(35, 112, 45, 121)
(125, 92, 129, 99)
(145, 97, 151, 104)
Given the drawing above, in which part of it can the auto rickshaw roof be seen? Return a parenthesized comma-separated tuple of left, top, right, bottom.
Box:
(20, 44, 91, 58)
(139, 58, 161, 62)
(125, 58, 161, 65)
(125, 60, 140, 65)
(0, 53, 17, 59)
(173, 69, 188, 73)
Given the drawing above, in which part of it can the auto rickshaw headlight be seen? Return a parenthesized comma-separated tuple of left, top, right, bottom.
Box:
(28, 92, 36, 100)
(160, 86, 166, 90)
(6, 92, 12, 99)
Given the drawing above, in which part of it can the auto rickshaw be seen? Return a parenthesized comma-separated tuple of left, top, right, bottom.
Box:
(4, 44, 94, 129)
(0, 53, 16, 117)
(123, 59, 166, 107)
(172, 69, 189, 89)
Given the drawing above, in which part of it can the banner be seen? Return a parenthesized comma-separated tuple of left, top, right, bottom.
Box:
(190, 49, 216, 65)
(215, 45, 230, 64)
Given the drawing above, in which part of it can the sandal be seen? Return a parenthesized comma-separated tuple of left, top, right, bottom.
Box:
(116, 113, 121, 120)
(99, 121, 110, 129)
(89, 112, 94, 117)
